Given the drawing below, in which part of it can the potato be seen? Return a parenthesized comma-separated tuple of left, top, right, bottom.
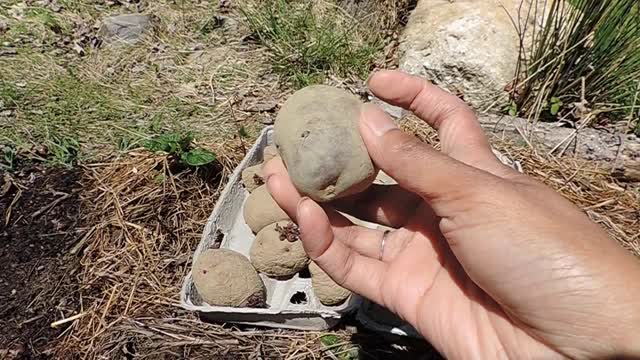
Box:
(243, 185, 289, 233)
(242, 164, 265, 192)
(250, 221, 309, 278)
(263, 145, 278, 162)
(309, 262, 351, 306)
(193, 249, 266, 308)
(274, 85, 377, 202)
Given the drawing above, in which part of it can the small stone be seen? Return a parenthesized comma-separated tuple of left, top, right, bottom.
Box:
(72, 43, 85, 56)
(240, 101, 278, 113)
(99, 14, 151, 45)
(49, 1, 62, 12)
(0, 49, 16, 57)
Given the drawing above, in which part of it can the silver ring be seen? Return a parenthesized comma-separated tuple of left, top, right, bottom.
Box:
(379, 230, 391, 261)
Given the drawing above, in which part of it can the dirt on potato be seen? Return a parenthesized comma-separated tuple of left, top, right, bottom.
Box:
(0, 164, 82, 359)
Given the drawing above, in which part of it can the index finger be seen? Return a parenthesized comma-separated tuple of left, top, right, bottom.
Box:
(368, 70, 508, 175)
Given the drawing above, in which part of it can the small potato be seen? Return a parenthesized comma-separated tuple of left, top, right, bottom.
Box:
(243, 185, 289, 233)
(309, 262, 351, 306)
(250, 221, 309, 278)
(242, 164, 265, 193)
(274, 85, 377, 202)
(193, 249, 266, 308)
(263, 145, 278, 162)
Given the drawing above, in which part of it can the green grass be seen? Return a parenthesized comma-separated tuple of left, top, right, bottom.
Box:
(240, 0, 381, 88)
(0, 49, 211, 167)
(514, 0, 640, 133)
(0, 0, 388, 168)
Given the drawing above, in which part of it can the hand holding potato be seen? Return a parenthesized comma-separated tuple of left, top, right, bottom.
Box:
(264, 71, 640, 359)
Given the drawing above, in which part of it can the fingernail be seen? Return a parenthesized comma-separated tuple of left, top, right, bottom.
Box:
(264, 173, 275, 190)
(361, 103, 397, 137)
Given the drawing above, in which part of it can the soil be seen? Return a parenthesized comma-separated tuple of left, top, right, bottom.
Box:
(0, 163, 83, 359)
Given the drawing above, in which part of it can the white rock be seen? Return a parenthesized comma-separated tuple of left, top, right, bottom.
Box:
(399, 0, 544, 109)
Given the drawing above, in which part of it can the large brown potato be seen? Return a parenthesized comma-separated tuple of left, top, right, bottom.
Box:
(274, 85, 377, 202)
(243, 185, 289, 233)
(192, 249, 266, 307)
(309, 262, 351, 306)
(250, 221, 309, 278)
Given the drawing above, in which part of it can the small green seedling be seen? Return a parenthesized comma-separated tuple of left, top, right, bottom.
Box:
(144, 131, 216, 168)
(550, 97, 563, 116)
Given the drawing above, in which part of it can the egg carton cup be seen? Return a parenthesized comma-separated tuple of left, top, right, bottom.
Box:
(180, 126, 523, 332)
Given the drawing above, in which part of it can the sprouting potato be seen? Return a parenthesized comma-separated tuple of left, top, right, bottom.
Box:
(274, 85, 377, 202)
(250, 221, 309, 278)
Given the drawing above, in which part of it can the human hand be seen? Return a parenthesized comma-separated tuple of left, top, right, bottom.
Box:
(263, 70, 640, 359)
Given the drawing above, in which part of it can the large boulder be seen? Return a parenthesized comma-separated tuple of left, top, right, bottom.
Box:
(398, 0, 543, 109)
(99, 14, 151, 45)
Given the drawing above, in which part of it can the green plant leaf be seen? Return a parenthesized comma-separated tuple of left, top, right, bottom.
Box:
(238, 126, 249, 138)
(508, 102, 518, 116)
(144, 133, 186, 154)
(180, 148, 216, 167)
(339, 348, 359, 360)
(550, 103, 561, 115)
(320, 334, 338, 347)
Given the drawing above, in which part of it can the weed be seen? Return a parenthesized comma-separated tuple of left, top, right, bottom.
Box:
(319, 334, 359, 360)
(0, 81, 21, 107)
(0, 145, 17, 171)
(47, 135, 79, 167)
(240, 0, 381, 88)
(238, 126, 249, 138)
(144, 131, 217, 168)
(549, 97, 564, 116)
(320, 335, 338, 347)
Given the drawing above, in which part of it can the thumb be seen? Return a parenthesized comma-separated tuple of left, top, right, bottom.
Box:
(359, 103, 496, 212)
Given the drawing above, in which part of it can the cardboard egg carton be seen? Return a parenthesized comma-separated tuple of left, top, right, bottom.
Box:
(180, 126, 363, 330)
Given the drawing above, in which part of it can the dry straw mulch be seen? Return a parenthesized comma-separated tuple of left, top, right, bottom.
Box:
(53, 121, 639, 359)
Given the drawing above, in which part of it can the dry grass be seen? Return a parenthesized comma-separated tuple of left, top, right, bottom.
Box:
(496, 140, 640, 255)
(51, 143, 435, 359)
(53, 140, 240, 357)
